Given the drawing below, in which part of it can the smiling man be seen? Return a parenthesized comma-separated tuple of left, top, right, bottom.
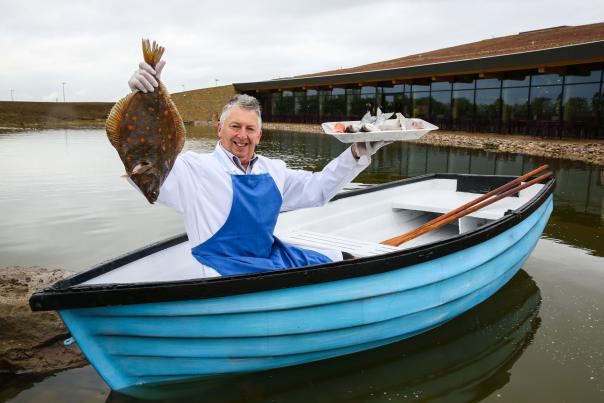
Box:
(128, 62, 391, 277)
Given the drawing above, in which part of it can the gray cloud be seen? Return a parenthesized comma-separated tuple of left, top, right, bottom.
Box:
(1, 0, 603, 101)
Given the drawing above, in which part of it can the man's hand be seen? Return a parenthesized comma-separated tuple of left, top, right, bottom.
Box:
(128, 60, 166, 93)
(351, 141, 393, 159)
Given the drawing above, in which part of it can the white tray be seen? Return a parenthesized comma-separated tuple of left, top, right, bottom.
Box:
(321, 119, 438, 143)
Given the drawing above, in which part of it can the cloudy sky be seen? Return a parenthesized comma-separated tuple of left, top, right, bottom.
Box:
(2, 0, 603, 102)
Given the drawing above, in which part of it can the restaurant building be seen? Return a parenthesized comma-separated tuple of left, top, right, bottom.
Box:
(234, 23, 604, 139)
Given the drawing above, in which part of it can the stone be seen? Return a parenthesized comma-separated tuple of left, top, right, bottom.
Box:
(0, 267, 87, 375)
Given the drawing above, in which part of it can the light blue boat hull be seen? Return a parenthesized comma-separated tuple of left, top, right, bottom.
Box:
(59, 196, 553, 391)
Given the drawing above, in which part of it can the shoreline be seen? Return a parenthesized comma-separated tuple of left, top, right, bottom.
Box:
(0, 267, 87, 376)
(1, 121, 603, 166)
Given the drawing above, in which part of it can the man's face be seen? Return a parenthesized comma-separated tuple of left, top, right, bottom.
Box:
(217, 107, 262, 167)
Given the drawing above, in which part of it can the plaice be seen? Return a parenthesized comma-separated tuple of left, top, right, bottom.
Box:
(106, 39, 185, 204)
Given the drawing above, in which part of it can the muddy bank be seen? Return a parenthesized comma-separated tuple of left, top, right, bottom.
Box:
(0, 267, 87, 375)
(416, 131, 604, 166)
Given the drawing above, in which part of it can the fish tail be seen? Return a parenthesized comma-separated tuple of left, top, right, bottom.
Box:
(142, 39, 165, 68)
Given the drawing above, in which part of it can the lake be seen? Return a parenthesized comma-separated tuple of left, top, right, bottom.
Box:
(1, 128, 603, 402)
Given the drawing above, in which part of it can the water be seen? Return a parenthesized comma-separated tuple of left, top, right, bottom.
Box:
(1, 128, 603, 402)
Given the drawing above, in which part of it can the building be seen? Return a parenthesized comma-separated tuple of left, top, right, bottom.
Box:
(234, 23, 604, 139)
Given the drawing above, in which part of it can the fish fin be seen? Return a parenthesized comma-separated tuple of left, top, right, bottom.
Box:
(106, 92, 135, 148)
(160, 82, 186, 152)
(142, 39, 165, 68)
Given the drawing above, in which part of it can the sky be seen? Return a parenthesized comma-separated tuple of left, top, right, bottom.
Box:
(1, 0, 603, 102)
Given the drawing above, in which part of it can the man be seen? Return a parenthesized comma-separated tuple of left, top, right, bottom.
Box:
(128, 61, 390, 277)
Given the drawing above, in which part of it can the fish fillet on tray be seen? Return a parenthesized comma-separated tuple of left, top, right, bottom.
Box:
(322, 113, 438, 143)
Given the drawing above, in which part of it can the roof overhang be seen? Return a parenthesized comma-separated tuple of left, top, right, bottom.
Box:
(234, 40, 604, 92)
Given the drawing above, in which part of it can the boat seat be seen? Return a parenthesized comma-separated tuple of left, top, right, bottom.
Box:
(280, 230, 400, 258)
(391, 189, 526, 220)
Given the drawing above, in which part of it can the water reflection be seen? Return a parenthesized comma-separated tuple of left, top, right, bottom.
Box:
(106, 270, 540, 402)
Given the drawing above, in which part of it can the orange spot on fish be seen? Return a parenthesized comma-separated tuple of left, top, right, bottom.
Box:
(167, 133, 173, 140)
(132, 116, 137, 121)
(140, 137, 145, 143)
(127, 124, 134, 130)
(163, 110, 169, 116)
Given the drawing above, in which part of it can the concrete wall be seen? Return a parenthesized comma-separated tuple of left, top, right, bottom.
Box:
(171, 85, 237, 124)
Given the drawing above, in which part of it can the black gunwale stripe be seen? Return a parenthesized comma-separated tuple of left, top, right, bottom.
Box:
(29, 173, 555, 311)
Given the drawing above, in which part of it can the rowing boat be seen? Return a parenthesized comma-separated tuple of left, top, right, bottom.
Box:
(29, 172, 555, 393)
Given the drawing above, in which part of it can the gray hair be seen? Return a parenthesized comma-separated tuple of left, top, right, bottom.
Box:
(219, 94, 262, 127)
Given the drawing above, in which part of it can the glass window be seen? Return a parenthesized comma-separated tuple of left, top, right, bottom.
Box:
(475, 89, 501, 121)
(563, 83, 600, 121)
(361, 86, 375, 95)
(306, 89, 318, 96)
(258, 93, 272, 117)
(324, 94, 346, 119)
(431, 81, 452, 91)
(452, 90, 474, 121)
(531, 73, 563, 86)
(348, 92, 366, 118)
(318, 90, 329, 118)
(346, 88, 360, 96)
(396, 93, 411, 116)
(503, 74, 530, 87)
(383, 84, 404, 94)
(476, 78, 501, 89)
(383, 95, 395, 111)
(530, 85, 562, 121)
(565, 66, 603, 84)
(271, 92, 281, 116)
(294, 91, 305, 116)
(305, 94, 319, 118)
(453, 80, 475, 90)
(412, 92, 430, 119)
(412, 83, 430, 92)
(502, 87, 529, 122)
(430, 90, 451, 122)
(282, 90, 293, 97)
(332, 88, 345, 95)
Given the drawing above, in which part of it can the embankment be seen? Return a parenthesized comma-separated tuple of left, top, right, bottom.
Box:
(0, 101, 113, 130)
(0, 267, 87, 375)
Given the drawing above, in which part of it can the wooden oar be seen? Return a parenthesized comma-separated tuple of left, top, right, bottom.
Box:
(380, 165, 549, 246)
(381, 171, 553, 247)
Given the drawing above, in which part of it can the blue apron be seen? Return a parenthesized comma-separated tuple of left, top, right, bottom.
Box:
(191, 173, 332, 276)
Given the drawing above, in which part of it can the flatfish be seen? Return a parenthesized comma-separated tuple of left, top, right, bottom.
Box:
(106, 39, 185, 204)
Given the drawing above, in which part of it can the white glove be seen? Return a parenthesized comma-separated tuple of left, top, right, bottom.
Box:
(352, 141, 393, 159)
(128, 60, 166, 93)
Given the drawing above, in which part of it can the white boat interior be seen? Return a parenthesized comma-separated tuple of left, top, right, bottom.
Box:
(82, 178, 544, 285)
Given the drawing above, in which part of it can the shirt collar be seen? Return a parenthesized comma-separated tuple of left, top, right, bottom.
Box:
(217, 141, 258, 174)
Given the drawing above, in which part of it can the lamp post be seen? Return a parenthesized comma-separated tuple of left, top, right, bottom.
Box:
(181, 84, 185, 92)
(62, 82, 66, 102)
(10, 89, 14, 101)
(214, 78, 219, 87)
